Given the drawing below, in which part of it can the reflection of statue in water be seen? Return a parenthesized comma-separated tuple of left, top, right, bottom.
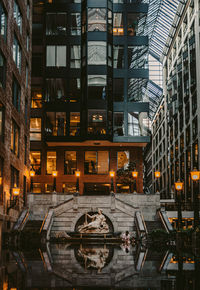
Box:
(78, 245, 109, 273)
(78, 209, 109, 233)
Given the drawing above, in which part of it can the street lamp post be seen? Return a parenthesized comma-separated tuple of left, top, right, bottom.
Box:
(190, 168, 200, 230)
(109, 170, 115, 193)
(30, 169, 35, 192)
(75, 169, 80, 193)
(7, 186, 20, 214)
(132, 170, 138, 193)
(52, 171, 58, 192)
(154, 171, 161, 193)
(175, 180, 183, 231)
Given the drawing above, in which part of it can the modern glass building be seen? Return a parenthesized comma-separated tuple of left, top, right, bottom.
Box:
(30, 0, 150, 195)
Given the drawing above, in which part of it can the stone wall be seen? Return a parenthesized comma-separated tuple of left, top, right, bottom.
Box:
(28, 193, 160, 235)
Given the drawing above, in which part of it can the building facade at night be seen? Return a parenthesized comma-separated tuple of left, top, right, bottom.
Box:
(0, 0, 32, 231)
(30, 0, 150, 195)
(158, 0, 200, 205)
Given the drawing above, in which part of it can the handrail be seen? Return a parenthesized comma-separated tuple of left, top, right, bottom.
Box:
(135, 211, 148, 239)
(40, 209, 54, 242)
(158, 208, 173, 233)
(13, 208, 29, 231)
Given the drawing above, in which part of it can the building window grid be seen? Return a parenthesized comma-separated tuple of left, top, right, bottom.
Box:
(0, 1, 7, 40)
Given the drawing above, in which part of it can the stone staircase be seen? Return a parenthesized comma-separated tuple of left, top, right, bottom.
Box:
(23, 220, 43, 233)
(145, 220, 164, 234)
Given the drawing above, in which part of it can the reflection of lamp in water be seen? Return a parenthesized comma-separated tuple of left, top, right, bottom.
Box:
(109, 170, 115, 193)
(52, 171, 58, 192)
(190, 168, 200, 229)
(75, 169, 80, 193)
(175, 180, 183, 231)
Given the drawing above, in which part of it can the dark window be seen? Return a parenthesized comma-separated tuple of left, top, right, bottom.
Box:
(46, 13, 67, 35)
(0, 1, 7, 40)
(25, 99, 28, 125)
(11, 166, 19, 188)
(70, 45, 81, 68)
(0, 103, 4, 142)
(12, 77, 21, 112)
(24, 135, 27, 165)
(13, 35, 21, 71)
(11, 120, 19, 156)
(113, 45, 124, 68)
(64, 151, 77, 174)
(113, 112, 124, 136)
(32, 54, 42, 77)
(46, 112, 66, 136)
(88, 75, 107, 100)
(192, 117, 198, 139)
(45, 78, 67, 102)
(30, 151, 41, 175)
(0, 50, 6, 88)
(14, 0, 22, 33)
(113, 79, 124, 102)
(69, 79, 81, 102)
(71, 12, 81, 35)
(127, 13, 146, 36)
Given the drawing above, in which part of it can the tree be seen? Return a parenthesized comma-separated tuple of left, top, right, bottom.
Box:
(116, 162, 137, 193)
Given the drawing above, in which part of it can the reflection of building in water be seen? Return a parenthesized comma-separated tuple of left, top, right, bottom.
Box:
(1, 244, 199, 289)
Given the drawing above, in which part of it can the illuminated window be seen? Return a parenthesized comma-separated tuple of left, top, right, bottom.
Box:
(32, 183, 42, 194)
(64, 151, 77, 175)
(30, 118, 41, 141)
(117, 151, 129, 169)
(13, 35, 21, 71)
(31, 90, 42, 108)
(70, 45, 81, 68)
(113, 13, 123, 35)
(88, 110, 106, 135)
(70, 112, 80, 136)
(84, 151, 109, 174)
(46, 151, 56, 174)
(30, 151, 41, 175)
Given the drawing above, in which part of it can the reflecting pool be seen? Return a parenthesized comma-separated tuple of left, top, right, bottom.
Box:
(0, 243, 199, 289)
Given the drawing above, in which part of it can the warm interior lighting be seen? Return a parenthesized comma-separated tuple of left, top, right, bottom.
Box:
(0, 177, 2, 185)
(109, 171, 115, 178)
(118, 28, 124, 33)
(52, 171, 58, 177)
(155, 171, 161, 178)
(132, 171, 138, 178)
(12, 187, 20, 196)
(175, 180, 183, 191)
(30, 170, 35, 177)
(190, 169, 200, 181)
(75, 170, 80, 177)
